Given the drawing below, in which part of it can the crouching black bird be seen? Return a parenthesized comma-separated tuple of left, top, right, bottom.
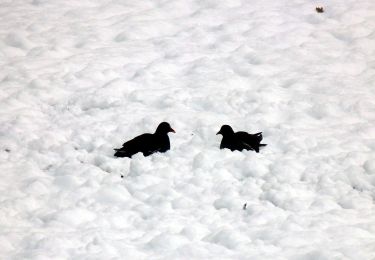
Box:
(216, 125, 267, 153)
(114, 122, 175, 158)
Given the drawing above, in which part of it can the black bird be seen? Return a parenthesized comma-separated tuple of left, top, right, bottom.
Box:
(114, 122, 175, 158)
(216, 125, 267, 153)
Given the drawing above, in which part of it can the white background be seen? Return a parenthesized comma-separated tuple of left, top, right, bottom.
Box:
(1, 0, 375, 259)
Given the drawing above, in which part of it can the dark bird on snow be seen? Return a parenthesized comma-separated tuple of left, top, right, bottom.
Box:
(216, 125, 267, 153)
(114, 122, 175, 158)
(316, 6, 324, 13)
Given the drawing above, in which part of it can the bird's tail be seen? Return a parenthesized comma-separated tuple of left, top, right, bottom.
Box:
(253, 143, 267, 153)
(114, 149, 130, 158)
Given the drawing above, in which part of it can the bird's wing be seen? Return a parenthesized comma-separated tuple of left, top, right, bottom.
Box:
(237, 131, 263, 143)
(114, 133, 153, 157)
(120, 133, 152, 148)
(235, 132, 262, 152)
(239, 140, 255, 151)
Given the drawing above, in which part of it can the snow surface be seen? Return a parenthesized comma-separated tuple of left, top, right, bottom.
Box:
(1, 0, 375, 259)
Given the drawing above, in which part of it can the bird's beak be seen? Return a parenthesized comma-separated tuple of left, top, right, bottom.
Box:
(216, 130, 221, 135)
(170, 128, 176, 133)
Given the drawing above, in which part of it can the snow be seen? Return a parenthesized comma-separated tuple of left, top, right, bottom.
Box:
(1, 0, 375, 259)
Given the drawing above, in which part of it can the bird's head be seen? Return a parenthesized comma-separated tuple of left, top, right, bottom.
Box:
(155, 122, 175, 134)
(216, 125, 234, 136)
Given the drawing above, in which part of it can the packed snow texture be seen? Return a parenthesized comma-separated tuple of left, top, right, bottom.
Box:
(1, 0, 375, 259)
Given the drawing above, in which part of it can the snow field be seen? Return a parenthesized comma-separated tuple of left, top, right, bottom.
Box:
(1, 0, 375, 259)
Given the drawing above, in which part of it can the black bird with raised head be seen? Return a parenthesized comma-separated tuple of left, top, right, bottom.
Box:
(114, 122, 175, 158)
(216, 125, 266, 153)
